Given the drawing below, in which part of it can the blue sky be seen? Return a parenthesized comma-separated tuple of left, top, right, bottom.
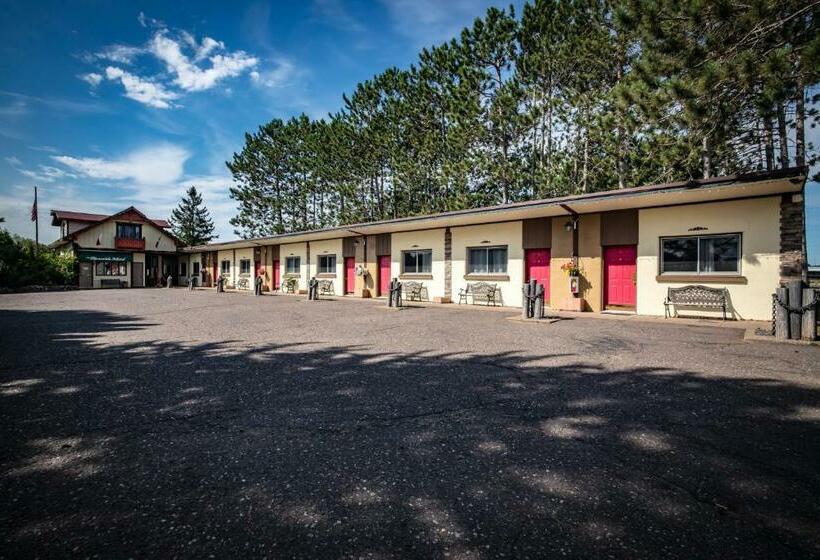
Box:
(0, 0, 817, 262)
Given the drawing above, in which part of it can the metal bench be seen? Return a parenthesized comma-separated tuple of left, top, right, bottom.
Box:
(283, 277, 298, 294)
(318, 279, 335, 296)
(100, 279, 123, 288)
(458, 281, 499, 306)
(664, 285, 728, 320)
(403, 281, 424, 302)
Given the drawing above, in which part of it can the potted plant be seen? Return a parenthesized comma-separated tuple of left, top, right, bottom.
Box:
(561, 261, 582, 277)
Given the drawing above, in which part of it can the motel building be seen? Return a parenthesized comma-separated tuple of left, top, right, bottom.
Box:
(182, 168, 809, 322)
(50, 207, 181, 288)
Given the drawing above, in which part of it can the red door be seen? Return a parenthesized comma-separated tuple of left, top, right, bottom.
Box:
(273, 260, 280, 290)
(378, 255, 391, 296)
(254, 260, 261, 278)
(344, 257, 356, 294)
(525, 249, 551, 304)
(604, 245, 637, 307)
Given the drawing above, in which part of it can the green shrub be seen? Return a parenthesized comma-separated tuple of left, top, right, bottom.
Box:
(0, 229, 77, 288)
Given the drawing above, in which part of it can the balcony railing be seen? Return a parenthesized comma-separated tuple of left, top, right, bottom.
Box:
(115, 237, 145, 250)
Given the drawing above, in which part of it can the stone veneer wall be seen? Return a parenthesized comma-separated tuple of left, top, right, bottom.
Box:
(780, 192, 806, 284)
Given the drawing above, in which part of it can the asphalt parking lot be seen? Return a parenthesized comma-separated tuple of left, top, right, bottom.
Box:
(1, 288, 819, 559)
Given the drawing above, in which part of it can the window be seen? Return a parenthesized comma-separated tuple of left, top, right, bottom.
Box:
(239, 258, 251, 275)
(193, 262, 200, 275)
(402, 250, 432, 274)
(286, 256, 301, 274)
(180, 262, 187, 277)
(318, 254, 336, 274)
(95, 261, 126, 276)
(468, 246, 508, 275)
(116, 223, 142, 240)
(660, 234, 740, 275)
(221, 260, 231, 274)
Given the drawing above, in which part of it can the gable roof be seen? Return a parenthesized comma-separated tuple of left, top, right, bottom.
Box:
(52, 206, 179, 245)
(51, 208, 170, 228)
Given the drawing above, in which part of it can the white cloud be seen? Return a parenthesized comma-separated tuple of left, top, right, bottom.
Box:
(248, 59, 296, 89)
(104, 66, 179, 109)
(80, 72, 103, 87)
(52, 143, 189, 186)
(92, 44, 145, 64)
(5, 156, 22, 166)
(149, 31, 257, 92)
(19, 165, 76, 183)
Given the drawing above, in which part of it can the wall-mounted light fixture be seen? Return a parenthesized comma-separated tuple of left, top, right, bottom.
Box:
(564, 217, 578, 232)
(411, 244, 419, 248)
(481, 240, 491, 244)
(687, 226, 708, 232)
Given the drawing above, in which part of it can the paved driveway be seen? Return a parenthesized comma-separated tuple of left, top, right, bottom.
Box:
(1, 289, 819, 559)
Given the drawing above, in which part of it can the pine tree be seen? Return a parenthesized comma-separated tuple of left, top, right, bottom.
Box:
(170, 186, 217, 246)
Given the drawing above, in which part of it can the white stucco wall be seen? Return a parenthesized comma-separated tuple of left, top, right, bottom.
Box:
(310, 238, 344, 295)
(179, 253, 201, 286)
(451, 221, 524, 307)
(637, 196, 781, 320)
(280, 242, 308, 292)
(391, 229, 446, 301)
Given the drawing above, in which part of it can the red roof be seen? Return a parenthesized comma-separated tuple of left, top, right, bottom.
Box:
(51, 209, 170, 228)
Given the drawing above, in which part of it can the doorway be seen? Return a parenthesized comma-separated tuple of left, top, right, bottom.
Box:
(377, 255, 391, 297)
(131, 262, 144, 288)
(524, 249, 550, 305)
(604, 245, 637, 309)
(344, 257, 356, 294)
(79, 261, 92, 288)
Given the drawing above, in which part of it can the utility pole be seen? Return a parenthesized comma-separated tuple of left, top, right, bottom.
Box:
(32, 186, 39, 257)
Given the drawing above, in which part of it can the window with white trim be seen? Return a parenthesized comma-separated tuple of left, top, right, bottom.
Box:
(221, 260, 231, 274)
(180, 262, 187, 277)
(660, 234, 741, 274)
(193, 262, 200, 275)
(467, 246, 508, 275)
(318, 254, 336, 274)
(286, 256, 301, 274)
(239, 258, 251, 275)
(402, 250, 432, 274)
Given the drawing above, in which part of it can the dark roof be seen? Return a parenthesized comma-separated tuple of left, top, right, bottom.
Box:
(186, 166, 808, 252)
(51, 209, 170, 228)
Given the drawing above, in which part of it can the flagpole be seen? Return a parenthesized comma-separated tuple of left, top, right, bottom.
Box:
(34, 186, 39, 257)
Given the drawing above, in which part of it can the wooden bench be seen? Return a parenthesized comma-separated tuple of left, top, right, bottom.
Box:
(458, 282, 499, 306)
(100, 279, 123, 288)
(403, 281, 424, 302)
(318, 279, 335, 296)
(664, 285, 728, 320)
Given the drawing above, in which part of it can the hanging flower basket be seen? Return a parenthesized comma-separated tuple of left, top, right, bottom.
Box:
(561, 261, 582, 277)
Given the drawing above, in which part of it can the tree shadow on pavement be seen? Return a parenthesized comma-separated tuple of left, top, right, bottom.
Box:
(1, 308, 819, 559)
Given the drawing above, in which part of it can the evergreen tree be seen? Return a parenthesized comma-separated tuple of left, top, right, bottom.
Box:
(170, 186, 217, 246)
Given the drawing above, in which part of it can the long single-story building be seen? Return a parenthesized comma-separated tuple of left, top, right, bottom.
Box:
(192, 169, 807, 320)
(50, 207, 181, 288)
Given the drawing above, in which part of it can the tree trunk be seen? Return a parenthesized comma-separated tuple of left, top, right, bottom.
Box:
(795, 75, 805, 168)
(777, 102, 789, 168)
(763, 116, 774, 171)
(702, 135, 712, 178)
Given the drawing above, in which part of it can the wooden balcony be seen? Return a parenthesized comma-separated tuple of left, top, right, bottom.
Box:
(115, 237, 145, 250)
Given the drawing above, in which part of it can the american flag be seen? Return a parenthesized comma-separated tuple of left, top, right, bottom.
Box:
(30, 192, 37, 222)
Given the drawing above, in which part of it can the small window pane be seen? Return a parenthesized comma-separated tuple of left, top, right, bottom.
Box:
(404, 251, 417, 273)
(468, 248, 487, 274)
(240, 259, 251, 274)
(319, 255, 336, 274)
(699, 235, 739, 273)
(221, 260, 230, 274)
(180, 262, 187, 276)
(193, 262, 200, 275)
(488, 247, 507, 273)
(286, 257, 300, 274)
(419, 250, 432, 273)
(661, 238, 697, 273)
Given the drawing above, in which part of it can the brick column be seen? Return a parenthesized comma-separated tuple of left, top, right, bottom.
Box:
(443, 227, 452, 303)
(780, 192, 806, 284)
